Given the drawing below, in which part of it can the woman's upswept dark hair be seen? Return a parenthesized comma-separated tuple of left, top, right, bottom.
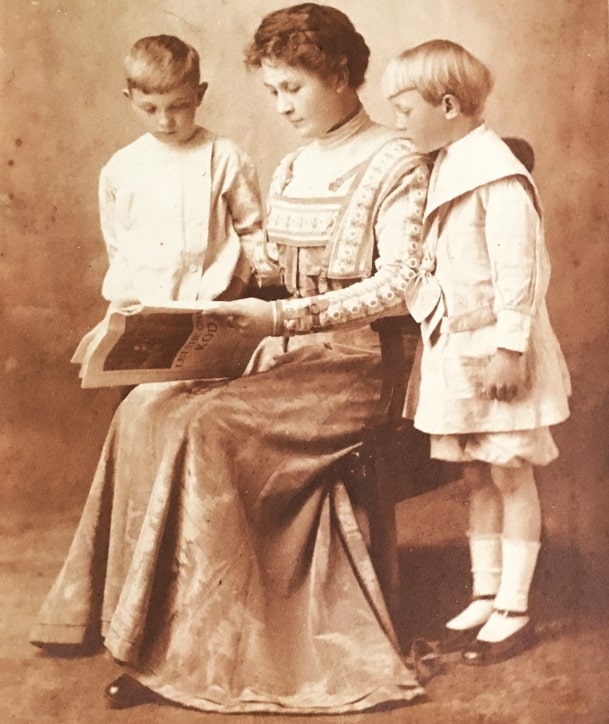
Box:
(244, 3, 370, 89)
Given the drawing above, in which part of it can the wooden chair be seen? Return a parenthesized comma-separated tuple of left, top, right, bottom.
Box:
(337, 317, 459, 624)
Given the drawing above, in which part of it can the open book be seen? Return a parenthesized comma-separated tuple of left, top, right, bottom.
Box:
(72, 301, 264, 388)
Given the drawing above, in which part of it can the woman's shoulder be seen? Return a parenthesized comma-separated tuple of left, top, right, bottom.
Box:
(361, 128, 430, 184)
(376, 131, 429, 166)
(268, 147, 303, 195)
(352, 119, 428, 168)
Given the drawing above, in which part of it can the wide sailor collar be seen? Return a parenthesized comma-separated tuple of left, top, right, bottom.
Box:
(424, 124, 537, 221)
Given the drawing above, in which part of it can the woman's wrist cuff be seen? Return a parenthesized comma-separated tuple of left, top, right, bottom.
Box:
(271, 300, 285, 336)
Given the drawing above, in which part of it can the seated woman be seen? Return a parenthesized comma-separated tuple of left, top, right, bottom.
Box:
(30, 2, 437, 715)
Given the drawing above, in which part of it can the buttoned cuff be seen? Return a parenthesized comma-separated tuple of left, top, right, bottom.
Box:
(495, 309, 532, 353)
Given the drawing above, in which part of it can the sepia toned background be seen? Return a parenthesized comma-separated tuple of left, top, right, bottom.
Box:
(1, 0, 608, 556)
(1, 2, 609, 721)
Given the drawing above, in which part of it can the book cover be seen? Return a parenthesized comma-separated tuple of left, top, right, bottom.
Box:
(73, 302, 264, 388)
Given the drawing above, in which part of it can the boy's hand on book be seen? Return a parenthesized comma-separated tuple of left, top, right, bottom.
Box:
(482, 348, 527, 402)
(207, 298, 275, 338)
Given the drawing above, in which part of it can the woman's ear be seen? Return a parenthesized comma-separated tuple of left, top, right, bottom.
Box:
(335, 59, 350, 94)
(122, 88, 131, 99)
(442, 93, 461, 119)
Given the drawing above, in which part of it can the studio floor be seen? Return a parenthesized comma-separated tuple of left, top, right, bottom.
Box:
(2, 479, 608, 724)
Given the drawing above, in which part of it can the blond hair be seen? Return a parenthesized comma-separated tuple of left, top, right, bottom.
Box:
(382, 39, 493, 117)
(124, 35, 200, 93)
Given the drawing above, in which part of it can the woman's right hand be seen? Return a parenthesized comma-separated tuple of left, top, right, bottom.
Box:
(206, 297, 277, 338)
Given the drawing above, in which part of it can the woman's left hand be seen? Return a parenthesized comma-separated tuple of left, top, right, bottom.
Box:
(207, 297, 276, 338)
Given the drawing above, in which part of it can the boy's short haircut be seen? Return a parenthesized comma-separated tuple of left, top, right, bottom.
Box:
(125, 35, 200, 93)
(382, 39, 493, 117)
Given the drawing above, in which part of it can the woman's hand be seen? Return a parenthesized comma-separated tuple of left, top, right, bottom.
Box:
(207, 297, 276, 338)
(482, 348, 526, 402)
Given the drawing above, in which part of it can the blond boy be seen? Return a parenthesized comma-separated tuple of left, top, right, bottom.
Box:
(383, 40, 571, 665)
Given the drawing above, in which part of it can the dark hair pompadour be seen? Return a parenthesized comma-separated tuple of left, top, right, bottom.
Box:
(245, 3, 370, 89)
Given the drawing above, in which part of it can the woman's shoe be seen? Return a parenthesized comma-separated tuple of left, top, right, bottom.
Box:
(461, 616, 535, 666)
(104, 674, 159, 709)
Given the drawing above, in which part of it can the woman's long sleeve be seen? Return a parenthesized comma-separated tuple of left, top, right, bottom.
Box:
(276, 160, 430, 334)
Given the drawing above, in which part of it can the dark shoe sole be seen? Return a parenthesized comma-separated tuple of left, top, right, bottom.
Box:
(461, 622, 535, 666)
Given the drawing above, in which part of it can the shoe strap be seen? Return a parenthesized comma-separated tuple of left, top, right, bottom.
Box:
(493, 608, 529, 617)
(473, 594, 496, 601)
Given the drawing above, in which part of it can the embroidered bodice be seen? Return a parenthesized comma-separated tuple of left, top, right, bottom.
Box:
(261, 109, 432, 334)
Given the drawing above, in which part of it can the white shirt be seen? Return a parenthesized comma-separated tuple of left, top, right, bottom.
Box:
(99, 127, 263, 302)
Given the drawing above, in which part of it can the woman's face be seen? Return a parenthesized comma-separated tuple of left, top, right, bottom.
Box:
(261, 59, 349, 139)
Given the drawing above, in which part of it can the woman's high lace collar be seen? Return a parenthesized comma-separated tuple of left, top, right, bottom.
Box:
(317, 107, 373, 150)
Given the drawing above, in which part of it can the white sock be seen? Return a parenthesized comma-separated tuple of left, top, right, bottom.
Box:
(477, 538, 540, 643)
(446, 598, 495, 631)
(446, 534, 501, 631)
(470, 533, 502, 598)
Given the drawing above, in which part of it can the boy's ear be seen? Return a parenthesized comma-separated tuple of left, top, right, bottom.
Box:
(442, 93, 461, 119)
(122, 88, 131, 100)
(197, 82, 208, 104)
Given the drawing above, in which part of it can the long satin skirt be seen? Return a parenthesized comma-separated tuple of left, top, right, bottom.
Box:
(31, 330, 424, 714)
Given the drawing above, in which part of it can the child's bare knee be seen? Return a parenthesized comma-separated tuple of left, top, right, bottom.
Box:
(463, 461, 491, 489)
(490, 465, 533, 496)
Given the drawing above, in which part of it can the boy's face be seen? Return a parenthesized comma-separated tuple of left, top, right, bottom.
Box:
(125, 82, 207, 145)
(390, 89, 454, 154)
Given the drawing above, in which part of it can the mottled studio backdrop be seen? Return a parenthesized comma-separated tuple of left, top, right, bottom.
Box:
(1, 1, 608, 557)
